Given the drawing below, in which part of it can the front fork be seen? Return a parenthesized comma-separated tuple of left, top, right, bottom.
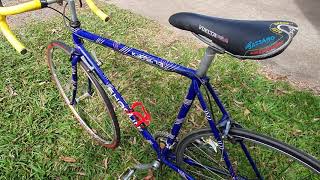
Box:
(69, 54, 93, 105)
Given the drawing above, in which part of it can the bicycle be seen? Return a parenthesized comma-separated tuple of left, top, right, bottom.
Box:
(1, 0, 319, 179)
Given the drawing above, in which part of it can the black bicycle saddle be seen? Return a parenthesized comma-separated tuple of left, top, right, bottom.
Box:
(169, 12, 298, 60)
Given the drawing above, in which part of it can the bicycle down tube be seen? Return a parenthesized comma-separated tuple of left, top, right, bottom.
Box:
(71, 28, 238, 179)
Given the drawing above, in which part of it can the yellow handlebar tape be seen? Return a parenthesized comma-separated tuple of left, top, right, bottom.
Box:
(85, 0, 109, 22)
(0, 0, 42, 16)
(0, 0, 42, 54)
(0, 16, 27, 54)
(0, 0, 108, 54)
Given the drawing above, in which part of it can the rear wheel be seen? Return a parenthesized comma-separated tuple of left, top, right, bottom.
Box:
(176, 127, 320, 179)
(46, 41, 120, 149)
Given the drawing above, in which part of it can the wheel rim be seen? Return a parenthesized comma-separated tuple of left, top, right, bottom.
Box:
(177, 131, 319, 179)
(47, 42, 119, 148)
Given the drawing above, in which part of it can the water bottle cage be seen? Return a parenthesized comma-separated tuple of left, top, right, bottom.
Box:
(127, 102, 151, 127)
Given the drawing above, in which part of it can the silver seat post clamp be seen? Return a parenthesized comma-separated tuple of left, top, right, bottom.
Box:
(196, 47, 217, 77)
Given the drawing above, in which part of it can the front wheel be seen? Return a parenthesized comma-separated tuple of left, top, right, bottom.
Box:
(176, 127, 320, 179)
(46, 41, 120, 149)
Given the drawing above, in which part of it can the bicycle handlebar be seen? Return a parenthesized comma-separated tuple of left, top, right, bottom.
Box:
(86, 0, 109, 22)
(0, 0, 108, 54)
(0, 0, 43, 54)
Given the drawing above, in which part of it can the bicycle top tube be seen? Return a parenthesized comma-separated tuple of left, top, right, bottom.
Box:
(72, 28, 198, 79)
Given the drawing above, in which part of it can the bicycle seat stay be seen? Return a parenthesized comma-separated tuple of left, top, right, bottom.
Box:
(169, 12, 298, 60)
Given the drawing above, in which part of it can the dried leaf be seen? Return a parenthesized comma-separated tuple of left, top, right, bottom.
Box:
(110, 72, 118, 78)
(132, 137, 136, 145)
(262, 103, 268, 112)
(103, 158, 109, 169)
(143, 169, 155, 180)
(39, 82, 47, 86)
(6, 85, 18, 97)
(76, 172, 86, 176)
(274, 88, 290, 95)
(195, 104, 202, 111)
(189, 62, 197, 68)
(292, 129, 303, 136)
(234, 99, 244, 106)
(0, 97, 5, 102)
(51, 28, 59, 34)
(148, 99, 156, 105)
(231, 88, 239, 93)
(60, 156, 76, 163)
(244, 109, 251, 116)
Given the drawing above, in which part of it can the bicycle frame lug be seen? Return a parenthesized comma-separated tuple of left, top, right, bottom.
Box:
(222, 120, 231, 137)
(80, 56, 94, 71)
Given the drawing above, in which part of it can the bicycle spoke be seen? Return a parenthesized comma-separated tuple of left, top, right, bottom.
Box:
(184, 153, 225, 179)
(76, 92, 92, 102)
(300, 174, 312, 180)
(190, 142, 228, 172)
(184, 166, 217, 180)
(259, 146, 275, 176)
(178, 128, 319, 179)
(184, 161, 206, 179)
(77, 104, 112, 140)
(186, 147, 227, 179)
(274, 161, 294, 179)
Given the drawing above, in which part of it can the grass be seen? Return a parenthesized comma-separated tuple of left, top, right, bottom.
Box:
(0, 5, 319, 179)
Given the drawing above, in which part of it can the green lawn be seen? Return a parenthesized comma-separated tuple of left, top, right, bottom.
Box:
(0, 5, 319, 179)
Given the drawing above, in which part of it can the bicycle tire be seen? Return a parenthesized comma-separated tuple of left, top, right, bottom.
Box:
(46, 40, 120, 149)
(176, 127, 320, 179)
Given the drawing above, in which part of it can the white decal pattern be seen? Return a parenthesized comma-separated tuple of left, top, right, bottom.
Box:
(175, 118, 185, 125)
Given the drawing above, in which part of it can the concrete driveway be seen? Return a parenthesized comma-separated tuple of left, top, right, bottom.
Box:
(108, 0, 320, 91)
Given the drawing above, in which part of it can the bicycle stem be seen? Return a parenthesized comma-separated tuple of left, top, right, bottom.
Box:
(68, 0, 80, 27)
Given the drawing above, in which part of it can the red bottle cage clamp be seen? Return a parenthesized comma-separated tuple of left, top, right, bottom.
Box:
(127, 102, 151, 127)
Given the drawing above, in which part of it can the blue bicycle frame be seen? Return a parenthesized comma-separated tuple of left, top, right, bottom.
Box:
(68, 28, 253, 180)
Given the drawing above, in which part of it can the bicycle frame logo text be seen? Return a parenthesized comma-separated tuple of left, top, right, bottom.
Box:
(106, 84, 127, 111)
(131, 52, 164, 68)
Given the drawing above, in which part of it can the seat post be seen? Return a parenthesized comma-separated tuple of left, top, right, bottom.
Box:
(196, 47, 217, 77)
